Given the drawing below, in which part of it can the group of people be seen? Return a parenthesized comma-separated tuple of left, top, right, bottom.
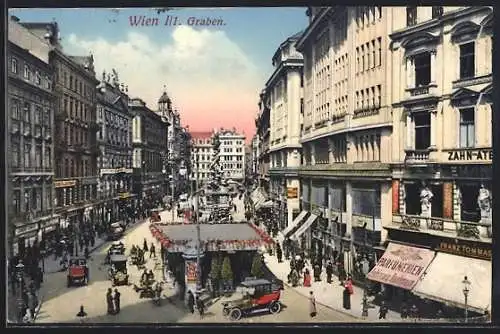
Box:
(106, 288, 122, 315)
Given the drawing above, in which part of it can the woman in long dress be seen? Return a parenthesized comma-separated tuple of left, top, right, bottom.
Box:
(309, 291, 317, 317)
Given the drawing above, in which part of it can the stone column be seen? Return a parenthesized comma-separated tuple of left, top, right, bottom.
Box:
(327, 138, 334, 163)
(406, 113, 413, 149)
(430, 51, 437, 84)
(345, 181, 353, 275)
(406, 57, 415, 89)
(310, 143, 316, 165)
(374, 134, 380, 161)
(430, 111, 437, 148)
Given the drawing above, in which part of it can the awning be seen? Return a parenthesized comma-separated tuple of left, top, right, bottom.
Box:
(412, 252, 491, 312)
(291, 213, 318, 241)
(282, 210, 308, 238)
(366, 242, 435, 290)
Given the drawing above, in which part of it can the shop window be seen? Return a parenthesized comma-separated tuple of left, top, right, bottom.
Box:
(459, 42, 475, 79)
(414, 52, 431, 87)
(459, 108, 475, 148)
(414, 112, 431, 150)
(406, 6, 417, 27)
(459, 184, 481, 222)
(430, 184, 443, 218)
(352, 185, 381, 218)
(404, 183, 420, 215)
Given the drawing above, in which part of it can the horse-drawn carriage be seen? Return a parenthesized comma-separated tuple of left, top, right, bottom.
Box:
(108, 254, 129, 286)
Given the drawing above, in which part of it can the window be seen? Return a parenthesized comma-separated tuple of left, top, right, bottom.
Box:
(12, 190, 21, 214)
(414, 52, 431, 86)
(24, 65, 30, 79)
(377, 6, 382, 19)
(11, 138, 20, 167)
(377, 85, 382, 107)
(361, 45, 365, 71)
(459, 42, 475, 79)
(35, 145, 42, 168)
(35, 71, 41, 85)
(414, 112, 431, 150)
(432, 6, 443, 19)
(34, 106, 42, 124)
(43, 108, 50, 127)
(459, 108, 475, 148)
(44, 147, 52, 168)
(406, 6, 417, 27)
(11, 57, 18, 73)
(24, 143, 31, 168)
(70, 75, 73, 90)
(371, 40, 376, 69)
(377, 37, 382, 67)
(23, 102, 31, 122)
(11, 99, 20, 119)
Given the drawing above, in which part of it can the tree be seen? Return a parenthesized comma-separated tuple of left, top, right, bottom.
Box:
(220, 256, 233, 282)
(251, 253, 265, 278)
(209, 255, 221, 280)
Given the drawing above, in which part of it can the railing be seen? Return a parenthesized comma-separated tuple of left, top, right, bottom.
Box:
(331, 113, 345, 124)
(393, 214, 492, 241)
(405, 149, 430, 162)
(353, 106, 380, 119)
(11, 167, 53, 173)
(405, 83, 438, 99)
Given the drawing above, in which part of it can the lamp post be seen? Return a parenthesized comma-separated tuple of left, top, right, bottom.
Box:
(15, 261, 25, 322)
(194, 155, 202, 292)
(462, 275, 471, 323)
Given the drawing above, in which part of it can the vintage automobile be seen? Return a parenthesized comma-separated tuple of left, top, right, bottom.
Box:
(107, 222, 124, 241)
(133, 277, 156, 298)
(106, 241, 126, 264)
(67, 256, 89, 287)
(222, 278, 282, 320)
(108, 254, 129, 286)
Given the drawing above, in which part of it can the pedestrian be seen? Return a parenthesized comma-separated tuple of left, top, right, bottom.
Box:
(303, 268, 311, 287)
(76, 305, 88, 323)
(187, 292, 195, 314)
(84, 246, 90, 260)
(400, 301, 409, 319)
(309, 291, 317, 318)
(379, 301, 388, 320)
(106, 288, 114, 315)
(326, 261, 333, 284)
(313, 263, 321, 282)
(150, 243, 156, 258)
(342, 279, 352, 310)
(196, 296, 205, 319)
(409, 304, 419, 320)
(113, 289, 121, 314)
(143, 238, 148, 252)
(27, 291, 36, 316)
(276, 244, 283, 263)
(23, 308, 33, 323)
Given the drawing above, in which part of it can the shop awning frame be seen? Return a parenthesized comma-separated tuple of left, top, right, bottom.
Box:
(291, 213, 318, 241)
(412, 252, 491, 312)
(282, 210, 308, 238)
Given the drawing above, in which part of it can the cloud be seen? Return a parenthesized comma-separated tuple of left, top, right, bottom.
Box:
(66, 26, 260, 138)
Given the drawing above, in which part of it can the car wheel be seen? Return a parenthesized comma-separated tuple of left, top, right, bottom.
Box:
(222, 307, 230, 316)
(230, 308, 242, 321)
(269, 301, 281, 314)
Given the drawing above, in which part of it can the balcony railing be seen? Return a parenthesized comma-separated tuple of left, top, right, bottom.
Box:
(11, 166, 53, 173)
(353, 106, 380, 119)
(404, 149, 430, 162)
(393, 214, 492, 241)
(405, 83, 438, 100)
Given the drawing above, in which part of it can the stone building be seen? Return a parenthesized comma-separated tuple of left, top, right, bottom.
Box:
(265, 32, 304, 232)
(130, 98, 168, 211)
(381, 6, 493, 312)
(7, 17, 58, 257)
(218, 128, 246, 182)
(255, 90, 271, 193)
(292, 6, 394, 281)
(190, 131, 215, 188)
(96, 70, 135, 227)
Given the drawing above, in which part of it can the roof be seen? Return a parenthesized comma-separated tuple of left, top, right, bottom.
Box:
(157, 223, 261, 241)
(110, 254, 128, 262)
(190, 131, 213, 140)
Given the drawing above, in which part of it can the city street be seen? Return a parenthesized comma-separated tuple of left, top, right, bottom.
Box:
(35, 208, 356, 323)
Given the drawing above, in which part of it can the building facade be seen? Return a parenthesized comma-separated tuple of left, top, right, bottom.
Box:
(190, 131, 215, 187)
(384, 6, 492, 309)
(266, 32, 304, 232)
(50, 46, 100, 251)
(96, 70, 135, 227)
(255, 91, 271, 193)
(292, 6, 395, 283)
(7, 18, 58, 257)
(250, 135, 259, 179)
(218, 128, 246, 182)
(130, 98, 168, 212)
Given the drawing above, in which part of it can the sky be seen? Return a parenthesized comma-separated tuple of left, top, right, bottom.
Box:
(9, 7, 308, 141)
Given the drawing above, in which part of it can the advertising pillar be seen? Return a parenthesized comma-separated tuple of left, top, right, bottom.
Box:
(182, 248, 205, 302)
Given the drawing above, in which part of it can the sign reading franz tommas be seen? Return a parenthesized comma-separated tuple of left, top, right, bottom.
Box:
(366, 243, 435, 290)
(447, 149, 492, 161)
(437, 241, 491, 261)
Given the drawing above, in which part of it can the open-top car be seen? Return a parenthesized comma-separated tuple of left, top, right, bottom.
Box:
(67, 256, 89, 287)
(222, 278, 282, 320)
(108, 254, 129, 286)
(106, 241, 126, 264)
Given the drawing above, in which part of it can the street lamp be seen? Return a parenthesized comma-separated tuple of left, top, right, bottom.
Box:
(15, 261, 25, 322)
(462, 275, 471, 322)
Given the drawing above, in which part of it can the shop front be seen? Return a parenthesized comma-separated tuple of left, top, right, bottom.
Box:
(13, 221, 40, 257)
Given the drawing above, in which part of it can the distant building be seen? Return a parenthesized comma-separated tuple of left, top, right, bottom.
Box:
(190, 131, 215, 188)
(217, 128, 246, 182)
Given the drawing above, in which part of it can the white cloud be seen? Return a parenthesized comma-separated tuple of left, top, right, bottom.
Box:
(65, 26, 262, 131)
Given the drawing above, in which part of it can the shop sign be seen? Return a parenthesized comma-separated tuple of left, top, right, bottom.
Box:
(119, 192, 131, 199)
(116, 168, 133, 174)
(185, 260, 197, 284)
(100, 169, 116, 175)
(81, 177, 98, 185)
(15, 223, 39, 237)
(437, 241, 491, 261)
(54, 180, 76, 188)
(447, 149, 492, 161)
(287, 187, 298, 199)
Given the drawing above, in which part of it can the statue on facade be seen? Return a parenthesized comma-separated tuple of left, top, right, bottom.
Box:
(477, 184, 491, 218)
(420, 183, 433, 216)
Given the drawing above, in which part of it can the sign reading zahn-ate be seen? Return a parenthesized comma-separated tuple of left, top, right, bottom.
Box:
(367, 243, 435, 290)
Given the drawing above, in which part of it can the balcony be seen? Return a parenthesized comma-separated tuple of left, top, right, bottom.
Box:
(404, 149, 432, 163)
(405, 83, 438, 101)
(452, 74, 492, 90)
(11, 120, 21, 134)
(353, 106, 380, 119)
(392, 214, 492, 243)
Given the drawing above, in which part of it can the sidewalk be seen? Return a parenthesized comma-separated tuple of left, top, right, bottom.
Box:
(263, 253, 402, 322)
